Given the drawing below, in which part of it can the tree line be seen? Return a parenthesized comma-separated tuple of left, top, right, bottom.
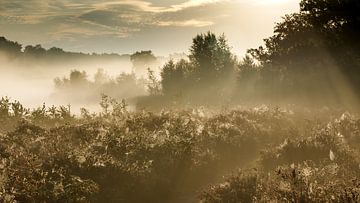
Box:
(154, 0, 360, 108)
(52, 69, 147, 104)
(0, 36, 129, 61)
(1, 0, 359, 108)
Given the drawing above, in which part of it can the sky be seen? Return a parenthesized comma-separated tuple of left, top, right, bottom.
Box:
(0, 0, 299, 56)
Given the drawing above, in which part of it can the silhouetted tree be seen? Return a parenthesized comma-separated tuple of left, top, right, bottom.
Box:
(69, 70, 87, 85)
(0, 36, 22, 57)
(0, 36, 130, 62)
(161, 59, 192, 96)
(130, 51, 159, 74)
(47, 47, 66, 56)
(300, 0, 360, 91)
(54, 70, 88, 89)
(248, 0, 360, 103)
(160, 32, 236, 100)
(24, 44, 47, 58)
(190, 32, 236, 85)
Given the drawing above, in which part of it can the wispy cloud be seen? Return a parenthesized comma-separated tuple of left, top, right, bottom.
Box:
(65, 0, 227, 39)
(50, 24, 134, 40)
(164, 0, 227, 12)
(0, 0, 227, 30)
(157, 19, 214, 27)
(0, 0, 236, 46)
(92, 0, 164, 12)
(0, 0, 300, 55)
(92, 0, 227, 13)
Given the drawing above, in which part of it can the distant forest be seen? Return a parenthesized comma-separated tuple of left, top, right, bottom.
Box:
(0, 36, 130, 61)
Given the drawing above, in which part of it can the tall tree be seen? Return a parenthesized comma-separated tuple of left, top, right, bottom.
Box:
(160, 32, 237, 101)
(189, 32, 236, 84)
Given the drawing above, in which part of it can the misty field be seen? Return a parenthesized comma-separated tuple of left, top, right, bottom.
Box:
(0, 98, 359, 202)
(1, 0, 360, 202)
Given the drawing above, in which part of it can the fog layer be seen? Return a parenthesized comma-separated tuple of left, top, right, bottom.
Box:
(0, 51, 136, 111)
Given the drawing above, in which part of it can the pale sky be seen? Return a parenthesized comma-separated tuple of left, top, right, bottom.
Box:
(0, 0, 299, 56)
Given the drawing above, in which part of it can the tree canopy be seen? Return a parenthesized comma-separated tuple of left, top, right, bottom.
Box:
(247, 0, 360, 104)
(160, 32, 237, 101)
(0, 36, 22, 57)
(130, 50, 159, 74)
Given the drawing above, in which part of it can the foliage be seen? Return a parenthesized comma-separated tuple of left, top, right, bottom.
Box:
(161, 59, 192, 96)
(199, 170, 258, 202)
(200, 112, 360, 202)
(159, 32, 237, 103)
(189, 32, 236, 84)
(247, 0, 360, 104)
(1, 1, 360, 202)
(0, 37, 22, 57)
(2, 99, 355, 202)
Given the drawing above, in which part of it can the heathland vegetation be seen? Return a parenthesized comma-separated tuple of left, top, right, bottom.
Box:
(0, 0, 360, 202)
